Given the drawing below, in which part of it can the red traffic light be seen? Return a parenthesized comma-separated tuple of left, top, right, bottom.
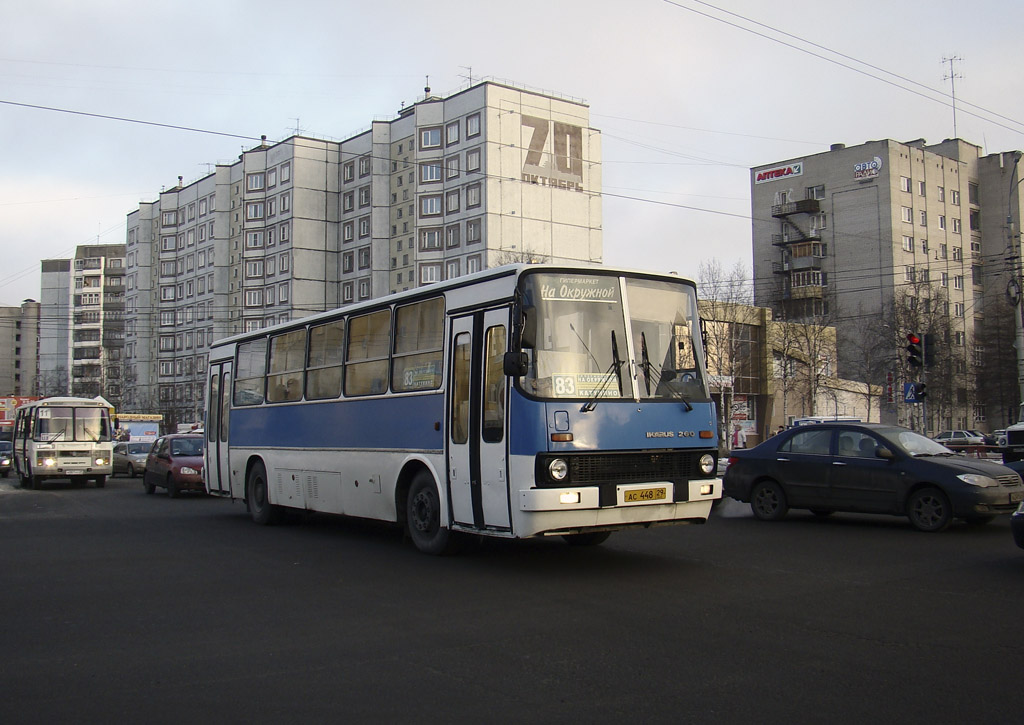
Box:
(906, 333, 921, 344)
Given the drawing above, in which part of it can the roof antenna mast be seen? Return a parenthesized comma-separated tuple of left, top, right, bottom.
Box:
(942, 55, 963, 138)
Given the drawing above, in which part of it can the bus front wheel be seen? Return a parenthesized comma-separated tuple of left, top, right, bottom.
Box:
(247, 461, 281, 525)
(406, 471, 459, 555)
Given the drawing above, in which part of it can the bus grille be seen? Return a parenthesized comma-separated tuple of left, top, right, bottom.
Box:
(567, 450, 712, 485)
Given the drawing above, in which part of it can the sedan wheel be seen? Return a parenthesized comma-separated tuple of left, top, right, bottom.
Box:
(907, 487, 951, 532)
(750, 480, 788, 521)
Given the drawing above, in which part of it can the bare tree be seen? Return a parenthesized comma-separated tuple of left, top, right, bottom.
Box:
(698, 259, 760, 447)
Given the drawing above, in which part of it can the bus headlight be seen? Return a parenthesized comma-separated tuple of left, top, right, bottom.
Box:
(95, 457, 109, 466)
(699, 454, 716, 475)
(548, 458, 569, 482)
(38, 457, 56, 467)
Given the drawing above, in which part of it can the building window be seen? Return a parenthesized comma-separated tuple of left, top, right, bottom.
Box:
(247, 173, 265, 191)
(900, 176, 911, 193)
(343, 251, 354, 273)
(245, 289, 264, 307)
(279, 282, 289, 302)
(969, 182, 979, 205)
(358, 279, 371, 300)
(246, 231, 263, 248)
(420, 127, 441, 149)
(952, 217, 961, 234)
(280, 192, 290, 213)
(359, 186, 370, 207)
(918, 180, 926, 196)
(343, 222, 354, 242)
(937, 186, 945, 202)
(953, 246, 962, 261)
(446, 224, 461, 248)
(919, 210, 927, 226)
(467, 218, 482, 243)
(806, 184, 824, 200)
(953, 275, 963, 290)
(280, 163, 290, 183)
(358, 156, 371, 177)
(970, 209, 981, 231)
(162, 211, 177, 226)
(446, 190, 460, 213)
(358, 247, 371, 270)
(279, 222, 289, 243)
(941, 272, 948, 287)
(446, 259, 460, 279)
(467, 149, 481, 173)
(466, 183, 481, 208)
(420, 195, 442, 217)
(901, 206, 912, 223)
(246, 260, 264, 278)
(420, 163, 442, 183)
(950, 189, 960, 206)
(267, 167, 277, 188)
(466, 113, 481, 138)
(954, 302, 964, 317)
(420, 263, 441, 284)
(246, 202, 265, 220)
(420, 228, 442, 250)
(160, 286, 175, 301)
(343, 162, 355, 183)
(343, 282, 354, 303)
(446, 155, 460, 180)
(446, 121, 460, 146)
(343, 192, 354, 212)
(902, 235, 914, 252)
(279, 252, 289, 273)
(358, 217, 370, 238)
(904, 266, 916, 282)
(938, 215, 946, 230)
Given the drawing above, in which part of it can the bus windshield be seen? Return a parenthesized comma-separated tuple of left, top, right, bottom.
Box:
(519, 272, 709, 402)
(34, 407, 112, 443)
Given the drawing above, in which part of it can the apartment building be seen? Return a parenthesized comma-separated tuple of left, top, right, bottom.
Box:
(751, 138, 1022, 430)
(123, 80, 602, 424)
(38, 259, 70, 396)
(0, 300, 40, 397)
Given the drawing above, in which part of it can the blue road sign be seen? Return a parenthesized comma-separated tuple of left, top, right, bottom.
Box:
(904, 382, 920, 403)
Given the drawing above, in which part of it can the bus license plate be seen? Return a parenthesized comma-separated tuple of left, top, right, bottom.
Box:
(623, 487, 667, 503)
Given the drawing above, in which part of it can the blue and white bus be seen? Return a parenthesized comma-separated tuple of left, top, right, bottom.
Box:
(204, 264, 721, 553)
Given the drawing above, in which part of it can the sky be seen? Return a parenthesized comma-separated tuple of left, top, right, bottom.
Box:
(2, 0, 1023, 307)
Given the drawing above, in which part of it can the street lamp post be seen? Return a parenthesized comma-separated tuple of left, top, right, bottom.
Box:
(1007, 151, 1024, 406)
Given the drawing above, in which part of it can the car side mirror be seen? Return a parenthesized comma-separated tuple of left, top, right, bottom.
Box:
(876, 446, 895, 460)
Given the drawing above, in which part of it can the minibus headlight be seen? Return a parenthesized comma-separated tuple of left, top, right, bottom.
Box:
(699, 454, 716, 475)
(548, 458, 569, 482)
(39, 457, 56, 467)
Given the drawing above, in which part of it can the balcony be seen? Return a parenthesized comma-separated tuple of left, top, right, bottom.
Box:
(772, 261, 790, 275)
(789, 285, 825, 300)
(790, 255, 824, 271)
(771, 199, 820, 218)
(772, 228, 822, 245)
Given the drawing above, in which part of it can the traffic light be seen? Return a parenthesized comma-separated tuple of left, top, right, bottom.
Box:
(906, 333, 923, 367)
(923, 333, 936, 367)
(914, 382, 928, 400)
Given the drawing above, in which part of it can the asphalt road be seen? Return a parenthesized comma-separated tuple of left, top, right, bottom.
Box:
(1, 475, 1022, 723)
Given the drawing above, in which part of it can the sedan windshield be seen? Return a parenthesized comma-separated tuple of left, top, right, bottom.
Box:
(888, 429, 953, 456)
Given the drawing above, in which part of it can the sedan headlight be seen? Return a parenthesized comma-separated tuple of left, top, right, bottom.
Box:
(957, 473, 998, 487)
(0, 457, 9, 466)
(180, 466, 200, 475)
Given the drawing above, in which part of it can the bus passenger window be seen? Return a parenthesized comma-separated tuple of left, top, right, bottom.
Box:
(451, 333, 470, 444)
(482, 326, 506, 443)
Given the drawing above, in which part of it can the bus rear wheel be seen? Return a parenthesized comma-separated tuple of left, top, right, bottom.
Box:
(247, 461, 280, 525)
(406, 471, 459, 555)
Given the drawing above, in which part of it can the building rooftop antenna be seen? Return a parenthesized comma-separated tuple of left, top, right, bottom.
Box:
(942, 55, 964, 138)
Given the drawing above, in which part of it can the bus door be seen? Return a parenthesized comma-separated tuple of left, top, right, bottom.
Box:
(448, 309, 511, 532)
(206, 362, 232, 496)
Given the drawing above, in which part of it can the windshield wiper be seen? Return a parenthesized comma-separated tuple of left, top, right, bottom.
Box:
(639, 332, 693, 411)
(581, 330, 625, 412)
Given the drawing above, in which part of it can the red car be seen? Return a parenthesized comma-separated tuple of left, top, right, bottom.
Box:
(142, 434, 205, 497)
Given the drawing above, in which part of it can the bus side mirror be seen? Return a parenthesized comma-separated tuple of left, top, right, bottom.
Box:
(503, 352, 529, 377)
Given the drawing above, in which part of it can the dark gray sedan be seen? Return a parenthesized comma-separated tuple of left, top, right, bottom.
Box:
(723, 423, 1024, 532)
